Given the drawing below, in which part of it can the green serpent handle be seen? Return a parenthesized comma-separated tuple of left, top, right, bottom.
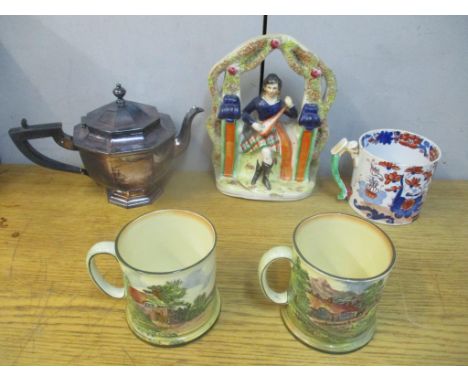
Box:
(330, 138, 359, 200)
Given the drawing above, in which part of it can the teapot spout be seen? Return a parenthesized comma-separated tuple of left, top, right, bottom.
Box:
(174, 106, 204, 157)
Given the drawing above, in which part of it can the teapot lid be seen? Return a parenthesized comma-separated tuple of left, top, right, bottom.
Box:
(73, 84, 175, 154)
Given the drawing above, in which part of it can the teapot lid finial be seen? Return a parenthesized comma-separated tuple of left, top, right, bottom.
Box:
(113, 83, 126, 106)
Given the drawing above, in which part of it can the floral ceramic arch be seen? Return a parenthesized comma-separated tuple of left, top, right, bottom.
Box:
(206, 34, 337, 201)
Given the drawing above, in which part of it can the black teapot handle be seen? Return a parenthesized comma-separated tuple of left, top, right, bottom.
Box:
(8, 119, 88, 175)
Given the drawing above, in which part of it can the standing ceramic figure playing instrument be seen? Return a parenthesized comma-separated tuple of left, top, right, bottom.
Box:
(240, 73, 298, 190)
(206, 34, 337, 201)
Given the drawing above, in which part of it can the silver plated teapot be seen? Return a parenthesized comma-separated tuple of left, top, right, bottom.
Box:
(9, 84, 203, 208)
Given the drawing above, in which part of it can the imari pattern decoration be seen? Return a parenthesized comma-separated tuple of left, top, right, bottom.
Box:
(207, 34, 337, 201)
(331, 129, 441, 225)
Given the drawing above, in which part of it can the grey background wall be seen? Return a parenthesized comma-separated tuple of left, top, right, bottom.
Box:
(1, 16, 467, 179)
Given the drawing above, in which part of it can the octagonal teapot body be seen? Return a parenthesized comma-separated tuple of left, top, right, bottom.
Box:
(9, 84, 203, 208)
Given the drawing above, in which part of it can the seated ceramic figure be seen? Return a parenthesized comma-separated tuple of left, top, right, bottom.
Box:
(206, 34, 336, 201)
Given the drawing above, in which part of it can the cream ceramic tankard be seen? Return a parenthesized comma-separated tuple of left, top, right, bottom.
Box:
(86, 209, 221, 346)
(258, 213, 396, 353)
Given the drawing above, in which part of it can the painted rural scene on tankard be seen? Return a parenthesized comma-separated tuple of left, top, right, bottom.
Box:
(126, 278, 216, 344)
(287, 257, 384, 345)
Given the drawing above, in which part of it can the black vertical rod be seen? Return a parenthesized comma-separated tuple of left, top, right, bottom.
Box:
(259, 15, 268, 95)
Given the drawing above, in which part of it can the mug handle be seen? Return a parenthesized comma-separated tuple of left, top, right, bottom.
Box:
(258, 246, 293, 305)
(330, 138, 360, 200)
(86, 241, 125, 299)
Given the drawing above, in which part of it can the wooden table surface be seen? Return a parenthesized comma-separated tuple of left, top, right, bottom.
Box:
(0, 164, 467, 365)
